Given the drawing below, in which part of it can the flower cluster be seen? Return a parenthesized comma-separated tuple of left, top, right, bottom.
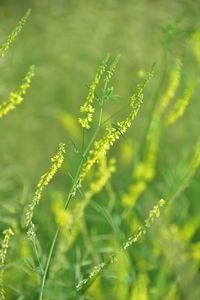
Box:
(86, 157, 116, 198)
(165, 86, 194, 125)
(122, 59, 187, 208)
(123, 199, 166, 249)
(159, 58, 182, 114)
(123, 126, 159, 207)
(104, 54, 121, 88)
(75, 65, 155, 194)
(78, 54, 110, 129)
(0, 65, 35, 118)
(76, 198, 166, 291)
(49, 157, 116, 281)
(0, 9, 31, 57)
(26, 143, 66, 240)
(69, 158, 116, 238)
(76, 262, 105, 290)
(0, 228, 14, 300)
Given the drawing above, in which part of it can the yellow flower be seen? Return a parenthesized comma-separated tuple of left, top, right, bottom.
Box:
(78, 54, 110, 129)
(130, 273, 149, 300)
(165, 87, 194, 125)
(52, 198, 73, 234)
(137, 70, 146, 78)
(123, 125, 159, 208)
(0, 9, 31, 57)
(0, 228, 14, 300)
(0, 65, 35, 118)
(73, 64, 155, 197)
(158, 58, 182, 114)
(76, 198, 166, 291)
(26, 143, 66, 240)
(120, 140, 134, 166)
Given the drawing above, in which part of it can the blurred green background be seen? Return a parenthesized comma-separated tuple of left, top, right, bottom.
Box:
(0, 0, 200, 299)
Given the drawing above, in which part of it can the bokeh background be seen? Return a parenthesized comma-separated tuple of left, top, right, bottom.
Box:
(0, 0, 200, 299)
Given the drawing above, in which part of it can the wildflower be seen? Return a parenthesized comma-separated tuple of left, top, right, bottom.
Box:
(104, 54, 121, 88)
(120, 140, 134, 166)
(0, 65, 35, 118)
(78, 54, 110, 129)
(137, 70, 146, 78)
(49, 157, 116, 281)
(122, 181, 147, 207)
(130, 273, 149, 300)
(52, 198, 73, 235)
(122, 106, 159, 208)
(0, 9, 31, 57)
(0, 228, 14, 300)
(165, 87, 194, 125)
(59, 112, 81, 139)
(87, 157, 116, 197)
(123, 199, 166, 248)
(26, 143, 66, 240)
(158, 58, 182, 114)
(76, 198, 166, 291)
(76, 262, 105, 290)
(122, 59, 189, 209)
(73, 64, 155, 197)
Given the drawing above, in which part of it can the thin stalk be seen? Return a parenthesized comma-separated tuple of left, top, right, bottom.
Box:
(81, 128, 85, 152)
(39, 65, 115, 298)
(32, 239, 44, 275)
(98, 106, 103, 127)
(39, 110, 103, 300)
(39, 228, 60, 300)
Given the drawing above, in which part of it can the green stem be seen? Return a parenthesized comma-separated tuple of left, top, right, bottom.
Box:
(39, 228, 60, 300)
(64, 123, 101, 211)
(32, 239, 44, 275)
(39, 112, 102, 300)
(81, 128, 85, 152)
(98, 106, 103, 127)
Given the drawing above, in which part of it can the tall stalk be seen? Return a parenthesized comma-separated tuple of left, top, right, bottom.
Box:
(39, 114, 103, 300)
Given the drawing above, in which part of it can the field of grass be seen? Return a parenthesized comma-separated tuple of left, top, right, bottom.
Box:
(0, 1, 200, 299)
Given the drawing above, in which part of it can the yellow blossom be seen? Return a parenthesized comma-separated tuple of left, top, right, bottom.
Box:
(104, 54, 121, 87)
(0, 228, 14, 300)
(52, 198, 73, 235)
(165, 87, 194, 125)
(123, 126, 159, 208)
(0, 65, 35, 118)
(25, 143, 66, 240)
(49, 157, 116, 280)
(76, 198, 166, 291)
(130, 273, 149, 300)
(78, 54, 110, 129)
(120, 140, 134, 165)
(59, 111, 81, 139)
(137, 70, 146, 78)
(0, 9, 31, 57)
(158, 58, 182, 114)
(122, 181, 147, 207)
(73, 64, 155, 197)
